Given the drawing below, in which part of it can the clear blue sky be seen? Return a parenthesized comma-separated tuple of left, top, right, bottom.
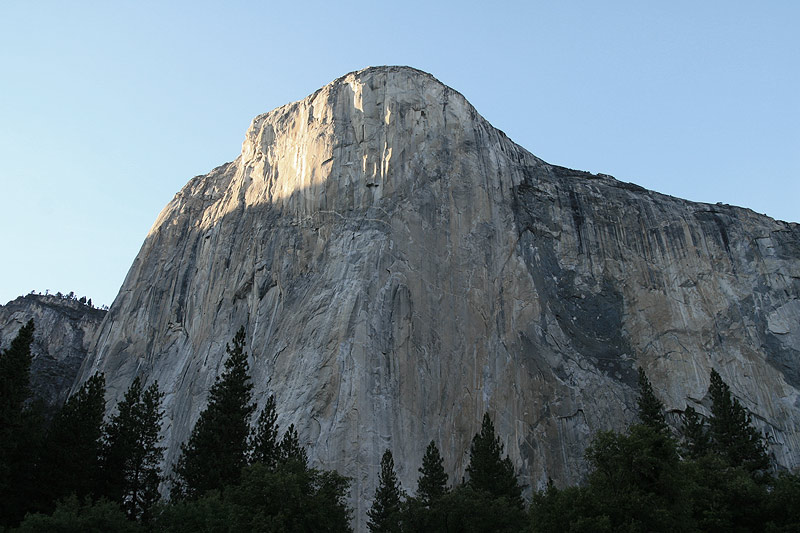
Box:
(1, 1, 798, 307)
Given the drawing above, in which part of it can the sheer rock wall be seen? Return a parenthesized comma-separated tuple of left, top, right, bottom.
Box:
(77, 66, 800, 523)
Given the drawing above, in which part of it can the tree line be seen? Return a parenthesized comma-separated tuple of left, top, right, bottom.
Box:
(361, 368, 799, 532)
(524, 368, 800, 532)
(25, 290, 107, 310)
(0, 322, 351, 531)
(2, 320, 799, 531)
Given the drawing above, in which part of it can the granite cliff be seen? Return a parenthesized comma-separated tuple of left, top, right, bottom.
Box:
(76, 66, 800, 521)
(1, 294, 106, 407)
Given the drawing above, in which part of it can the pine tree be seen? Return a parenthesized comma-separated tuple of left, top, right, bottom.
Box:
(466, 412, 523, 509)
(103, 377, 165, 521)
(38, 373, 107, 509)
(682, 405, 710, 459)
(173, 326, 255, 498)
(404, 440, 450, 530)
(416, 440, 448, 506)
(367, 449, 403, 533)
(279, 424, 309, 470)
(583, 425, 692, 531)
(708, 369, 770, 475)
(637, 367, 668, 434)
(0, 319, 37, 527)
(249, 395, 280, 469)
(0, 319, 35, 427)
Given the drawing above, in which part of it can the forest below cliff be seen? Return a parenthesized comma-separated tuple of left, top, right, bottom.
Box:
(1, 320, 799, 532)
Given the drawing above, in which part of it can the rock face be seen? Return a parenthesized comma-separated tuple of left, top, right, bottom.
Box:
(1, 294, 106, 407)
(78, 66, 800, 523)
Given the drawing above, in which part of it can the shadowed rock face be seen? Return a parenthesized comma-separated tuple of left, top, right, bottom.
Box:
(77, 66, 800, 524)
(1, 294, 106, 407)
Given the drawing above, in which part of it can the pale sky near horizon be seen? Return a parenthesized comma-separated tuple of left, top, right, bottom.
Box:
(1, 1, 798, 307)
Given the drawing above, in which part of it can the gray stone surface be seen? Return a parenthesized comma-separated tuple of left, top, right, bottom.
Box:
(1, 294, 106, 407)
(77, 66, 800, 525)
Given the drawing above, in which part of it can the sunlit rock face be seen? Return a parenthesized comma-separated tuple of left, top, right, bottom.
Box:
(0, 294, 106, 407)
(78, 66, 800, 524)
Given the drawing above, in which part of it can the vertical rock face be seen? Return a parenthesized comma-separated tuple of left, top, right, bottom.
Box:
(1, 294, 106, 407)
(78, 66, 800, 523)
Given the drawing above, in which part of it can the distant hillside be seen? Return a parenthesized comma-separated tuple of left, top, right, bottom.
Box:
(0, 293, 106, 407)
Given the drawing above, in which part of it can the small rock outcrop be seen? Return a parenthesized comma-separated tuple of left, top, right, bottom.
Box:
(1, 294, 106, 407)
(75, 66, 800, 525)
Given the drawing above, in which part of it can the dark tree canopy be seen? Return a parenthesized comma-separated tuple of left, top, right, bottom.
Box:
(0, 319, 38, 527)
(15, 495, 143, 533)
(173, 326, 255, 498)
(279, 423, 309, 470)
(249, 395, 279, 469)
(422, 484, 527, 533)
(38, 373, 106, 508)
(6, 316, 798, 532)
(682, 454, 767, 532)
(466, 412, 523, 509)
(416, 440, 449, 506)
(528, 368, 786, 533)
(708, 369, 770, 476)
(103, 376, 165, 521)
(0, 319, 35, 426)
(403, 440, 453, 531)
(156, 462, 353, 533)
(367, 449, 404, 533)
(583, 424, 693, 532)
(637, 367, 668, 434)
(764, 472, 800, 531)
(682, 405, 710, 459)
